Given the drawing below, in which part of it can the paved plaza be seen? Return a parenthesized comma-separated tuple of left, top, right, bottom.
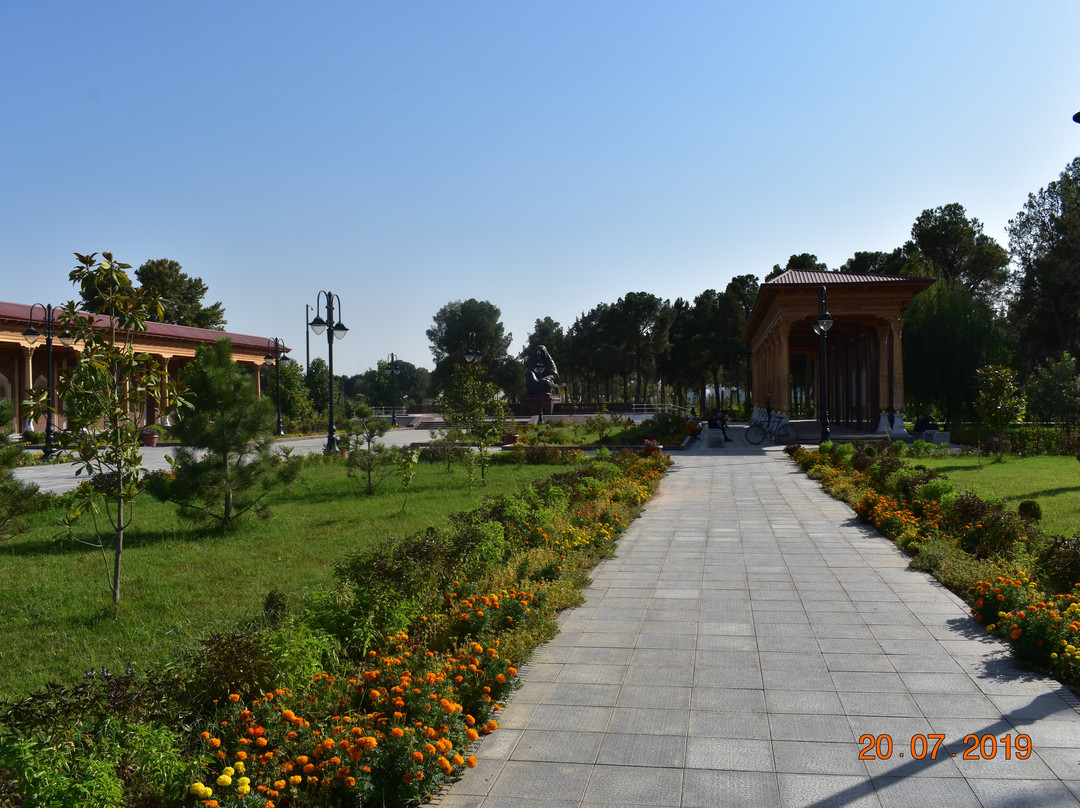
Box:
(437, 431, 1080, 808)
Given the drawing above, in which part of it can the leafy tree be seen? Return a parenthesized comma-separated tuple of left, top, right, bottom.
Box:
(902, 283, 1004, 429)
(519, 317, 568, 367)
(975, 364, 1026, 447)
(725, 274, 760, 406)
(0, 399, 39, 543)
(906, 203, 1009, 302)
(767, 253, 828, 280)
(261, 356, 313, 425)
(55, 252, 184, 612)
(147, 338, 301, 529)
(305, 357, 330, 415)
(1025, 352, 1079, 423)
(839, 249, 908, 276)
(1007, 156, 1080, 371)
(611, 292, 672, 402)
(427, 299, 515, 395)
(135, 258, 226, 329)
(437, 361, 509, 485)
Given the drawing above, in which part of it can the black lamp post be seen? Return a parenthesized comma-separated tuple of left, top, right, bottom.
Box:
(388, 353, 401, 426)
(308, 292, 348, 453)
(23, 303, 71, 458)
(812, 285, 834, 444)
(305, 304, 312, 372)
(265, 338, 285, 436)
(1073, 110, 1080, 123)
(464, 331, 481, 364)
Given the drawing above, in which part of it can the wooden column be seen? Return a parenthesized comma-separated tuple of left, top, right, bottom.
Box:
(777, 321, 791, 413)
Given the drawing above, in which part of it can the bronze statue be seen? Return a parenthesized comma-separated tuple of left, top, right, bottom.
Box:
(526, 345, 558, 394)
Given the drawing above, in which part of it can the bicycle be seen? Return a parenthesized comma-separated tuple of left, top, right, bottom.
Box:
(745, 415, 799, 445)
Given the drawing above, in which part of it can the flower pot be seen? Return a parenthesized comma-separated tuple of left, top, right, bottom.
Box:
(502, 433, 519, 445)
(142, 432, 159, 447)
(642, 444, 662, 456)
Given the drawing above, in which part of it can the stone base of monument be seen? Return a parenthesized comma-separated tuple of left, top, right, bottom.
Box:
(518, 393, 560, 416)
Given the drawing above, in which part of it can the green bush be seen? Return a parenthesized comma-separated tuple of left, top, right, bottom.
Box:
(1038, 533, 1080, 592)
(914, 477, 953, 503)
(910, 538, 998, 593)
(1017, 499, 1043, 523)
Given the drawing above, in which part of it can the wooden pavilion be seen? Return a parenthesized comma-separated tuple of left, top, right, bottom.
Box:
(744, 270, 934, 435)
(0, 300, 289, 432)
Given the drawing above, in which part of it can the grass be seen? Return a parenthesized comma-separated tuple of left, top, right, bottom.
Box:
(0, 458, 561, 700)
(914, 454, 1080, 538)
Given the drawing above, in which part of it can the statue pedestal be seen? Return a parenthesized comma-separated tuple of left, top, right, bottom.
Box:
(519, 393, 559, 416)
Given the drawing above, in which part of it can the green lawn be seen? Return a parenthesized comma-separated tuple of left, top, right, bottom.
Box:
(0, 459, 560, 699)
(916, 454, 1080, 538)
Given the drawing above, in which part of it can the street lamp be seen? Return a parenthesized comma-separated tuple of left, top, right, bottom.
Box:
(811, 285, 834, 444)
(265, 338, 285, 436)
(308, 291, 348, 453)
(388, 353, 402, 426)
(23, 303, 72, 458)
(1073, 110, 1080, 124)
(464, 332, 481, 364)
(305, 304, 312, 372)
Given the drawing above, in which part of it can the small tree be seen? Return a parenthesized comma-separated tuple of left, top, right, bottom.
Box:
(54, 252, 184, 612)
(975, 364, 1027, 453)
(396, 446, 420, 513)
(146, 338, 300, 529)
(0, 399, 39, 542)
(343, 417, 393, 493)
(437, 362, 508, 484)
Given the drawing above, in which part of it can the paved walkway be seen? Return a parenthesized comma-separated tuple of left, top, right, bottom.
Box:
(11, 428, 438, 493)
(438, 428, 1080, 808)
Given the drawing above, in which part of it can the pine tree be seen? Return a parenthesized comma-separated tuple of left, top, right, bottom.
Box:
(146, 338, 300, 528)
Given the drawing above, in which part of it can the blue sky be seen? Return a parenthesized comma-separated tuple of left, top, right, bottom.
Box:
(4, 2, 1079, 374)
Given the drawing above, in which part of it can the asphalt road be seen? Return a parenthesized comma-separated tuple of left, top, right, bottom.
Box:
(12, 428, 439, 494)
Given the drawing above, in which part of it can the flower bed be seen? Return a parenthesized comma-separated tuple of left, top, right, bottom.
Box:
(0, 451, 672, 807)
(787, 442, 1080, 686)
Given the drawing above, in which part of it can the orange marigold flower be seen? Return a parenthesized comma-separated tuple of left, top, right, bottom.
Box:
(229, 693, 241, 702)
(391, 728, 405, 738)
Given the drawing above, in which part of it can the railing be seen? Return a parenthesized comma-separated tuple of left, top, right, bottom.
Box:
(630, 402, 695, 419)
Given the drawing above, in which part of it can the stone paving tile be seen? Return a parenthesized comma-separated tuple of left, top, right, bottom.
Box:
(681, 769, 780, 807)
(595, 732, 685, 768)
(684, 736, 773, 771)
(772, 740, 870, 776)
(775, 773, 884, 807)
(580, 765, 684, 806)
(838, 691, 923, 718)
(764, 688, 844, 715)
(439, 450, 1080, 807)
(510, 729, 604, 764)
(870, 774, 983, 807)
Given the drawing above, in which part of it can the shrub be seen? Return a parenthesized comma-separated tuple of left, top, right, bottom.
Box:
(911, 539, 998, 594)
(1018, 499, 1043, 523)
(1039, 533, 1080, 592)
(914, 477, 953, 504)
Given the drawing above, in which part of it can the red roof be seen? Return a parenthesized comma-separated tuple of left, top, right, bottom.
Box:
(764, 269, 931, 286)
(0, 300, 289, 354)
